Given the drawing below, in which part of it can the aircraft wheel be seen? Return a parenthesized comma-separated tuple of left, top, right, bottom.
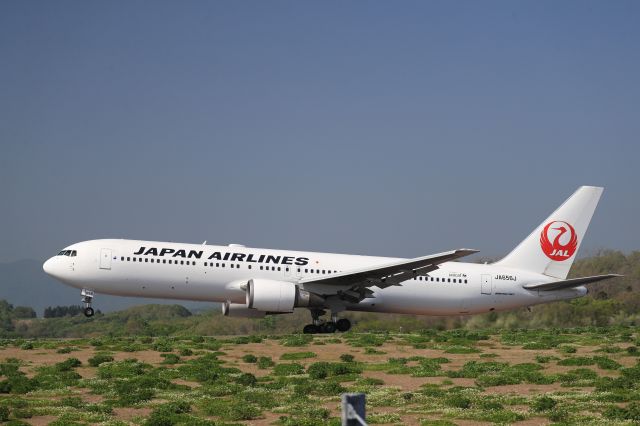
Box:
(322, 322, 336, 334)
(303, 324, 319, 334)
(84, 307, 95, 317)
(336, 318, 351, 332)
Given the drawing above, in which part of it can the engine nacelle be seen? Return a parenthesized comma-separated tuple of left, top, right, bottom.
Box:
(221, 301, 266, 318)
(246, 279, 324, 312)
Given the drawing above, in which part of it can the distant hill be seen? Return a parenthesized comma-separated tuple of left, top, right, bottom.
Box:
(0, 259, 215, 317)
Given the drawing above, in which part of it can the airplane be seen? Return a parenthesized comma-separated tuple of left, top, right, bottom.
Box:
(43, 186, 620, 333)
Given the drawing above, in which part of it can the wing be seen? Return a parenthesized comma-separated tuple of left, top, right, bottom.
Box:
(300, 249, 478, 303)
(523, 274, 622, 291)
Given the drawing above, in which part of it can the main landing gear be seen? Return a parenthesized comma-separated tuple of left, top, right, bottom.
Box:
(81, 289, 95, 317)
(303, 310, 352, 334)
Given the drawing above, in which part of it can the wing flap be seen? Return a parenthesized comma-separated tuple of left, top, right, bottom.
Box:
(523, 274, 622, 291)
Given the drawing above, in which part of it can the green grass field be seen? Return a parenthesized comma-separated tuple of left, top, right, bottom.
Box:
(2, 327, 640, 425)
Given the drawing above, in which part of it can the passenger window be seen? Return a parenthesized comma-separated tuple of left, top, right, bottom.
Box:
(163, 259, 166, 264)
(205, 262, 208, 266)
(277, 267, 281, 271)
(127, 257, 130, 261)
(305, 269, 308, 273)
(248, 265, 252, 269)
(260, 266, 263, 270)
(180, 260, 184, 265)
(121, 256, 124, 261)
(145, 258, 148, 262)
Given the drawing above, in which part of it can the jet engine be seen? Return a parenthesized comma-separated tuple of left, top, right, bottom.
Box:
(221, 301, 266, 318)
(246, 279, 324, 312)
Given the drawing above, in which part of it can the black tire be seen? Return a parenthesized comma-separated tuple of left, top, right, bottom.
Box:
(84, 307, 95, 317)
(303, 324, 318, 334)
(322, 322, 336, 334)
(336, 318, 351, 332)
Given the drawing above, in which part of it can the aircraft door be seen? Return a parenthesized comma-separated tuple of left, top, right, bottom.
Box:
(99, 248, 112, 270)
(481, 274, 492, 295)
(285, 264, 302, 281)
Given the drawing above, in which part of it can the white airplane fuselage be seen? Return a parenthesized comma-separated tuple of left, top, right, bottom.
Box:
(43, 238, 586, 316)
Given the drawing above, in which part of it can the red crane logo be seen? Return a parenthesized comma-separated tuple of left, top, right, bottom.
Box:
(540, 221, 578, 261)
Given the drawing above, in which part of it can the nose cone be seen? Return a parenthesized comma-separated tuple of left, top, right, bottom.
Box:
(43, 257, 62, 279)
(43, 257, 53, 275)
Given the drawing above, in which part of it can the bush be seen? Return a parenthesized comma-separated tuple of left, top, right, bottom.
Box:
(557, 356, 594, 366)
(160, 353, 181, 364)
(236, 373, 257, 386)
(242, 354, 257, 363)
(531, 396, 557, 412)
(88, 354, 114, 367)
(56, 358, 82, 371)
(98, 359, 151, 379)
(282, 335, 313, 347)
(0, 405, 9, 422)
(153, 339, 173, 352)
(114, 380, 155, 406)
(12, 408, 33, 419)
(280, 351, 317, 360)
(225, 402, 261, 421)
(144, 401, 190, 426)
(558, 345, 577, 354)
(307, 362, 361, 379)
(257, 356, 275, 369)
(179, 348, 193, 356)
(594, 356, 622, 370)
(446, 394, 471, 409)
(535, 355, 555, 363)
(273, 363, 305, 376)
(444, 346, 480, 354)
(340, 354, 355, 362)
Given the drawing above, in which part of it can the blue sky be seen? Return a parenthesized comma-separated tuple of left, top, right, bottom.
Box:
(1, 1, 638, 263)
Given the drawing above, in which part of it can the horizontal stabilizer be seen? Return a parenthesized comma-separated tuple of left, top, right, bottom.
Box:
(523, 274, 622, 291)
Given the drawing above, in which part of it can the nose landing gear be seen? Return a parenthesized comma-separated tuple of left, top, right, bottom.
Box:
(81, 289, 95, 317)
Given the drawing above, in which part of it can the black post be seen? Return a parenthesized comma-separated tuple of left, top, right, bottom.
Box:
(342, 393, 366, 426)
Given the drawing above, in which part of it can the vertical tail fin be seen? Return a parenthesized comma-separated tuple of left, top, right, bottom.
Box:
(494, 186, 603, 279)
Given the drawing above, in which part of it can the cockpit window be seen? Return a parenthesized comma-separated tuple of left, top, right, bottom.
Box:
(70, 250, 77, 257)
(57, 250, 77, 257)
